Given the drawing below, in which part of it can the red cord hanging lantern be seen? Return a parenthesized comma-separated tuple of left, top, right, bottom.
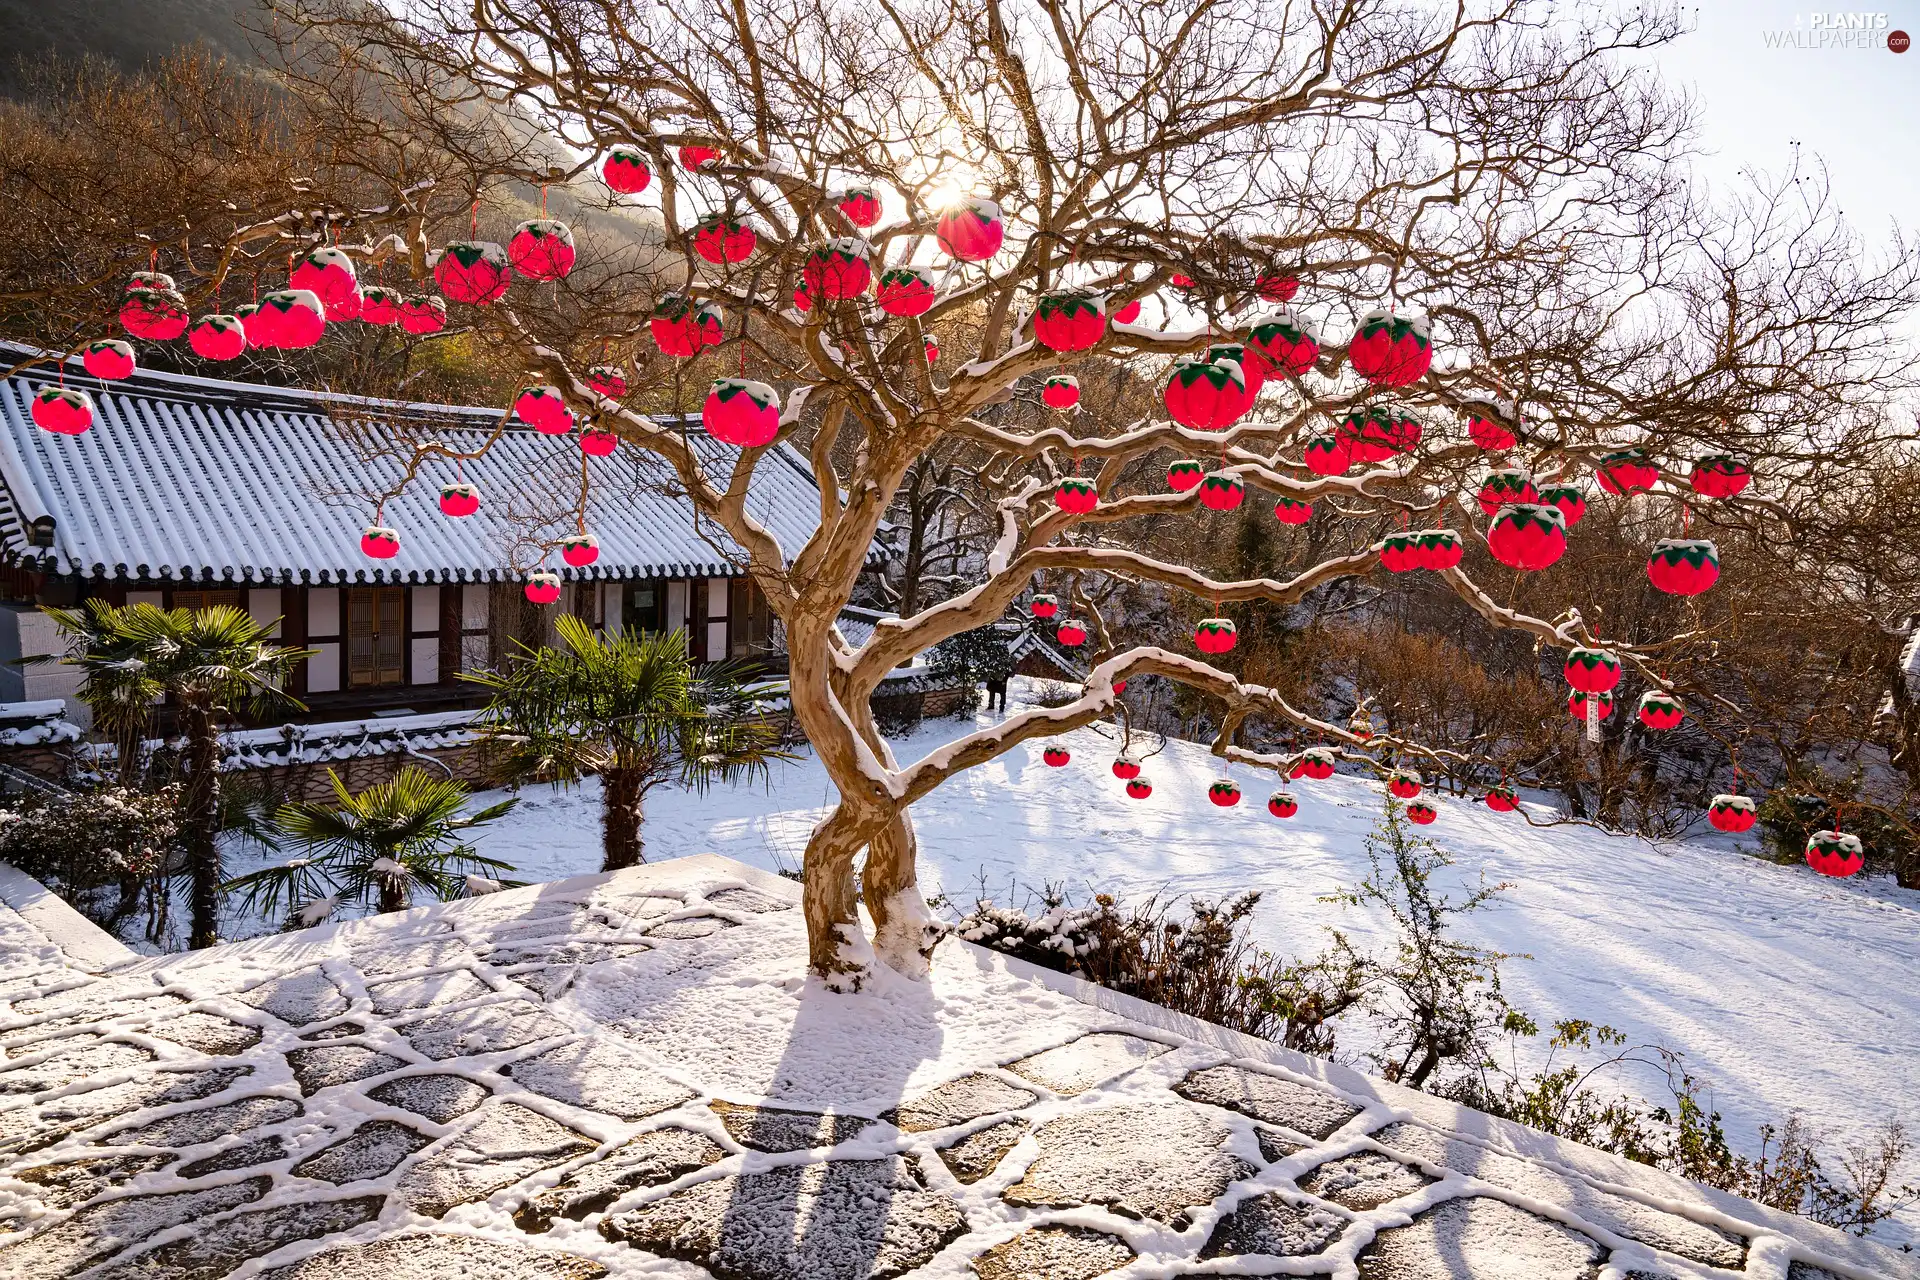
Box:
(561, 533, 600, 567)
(398, 295, 447, 335)
(1042, 375, 1080, 410)
(82, 338, 135, 380)
(702, 378, 782, 448)
(580, 426, 619, 457)
(1462, 398, 1517, 451)
(1406, 799, 1438, 825)
(1163, 360, 1252, 430)
(877, 265, 936, 316)
(1208, 778, 1242, 807)
(1053, 477, 1099, 513)
(187, 314, 246, 362)
(1596, 448, 1659, 496)
(678, 144, 721, 170)
(1032, 289, 1107, 353)
(1484, 785, 1520, 813)
(514, 385, 574, 435)
(1042, 746, 1071, 768)
(30, 385, 94, 435)
(650, 294, 724, 357)
(1486, 504, 1567, 571)
(439, 482, 480, 517)
(803, 237, 873, 299)
(1056, 618, 1088, 647)
(1303, 434, 1352, 476)
(692, 215, 756, 265)
(508, 219, 576, 281)
(1255, 273, 1298, 303)
(1805, 830, 1864, 878)
(360, 525, 400, 559)
(1291, 747, 1336, 780)
(1030, 593, 1059, 619)
(1112, 756, 1141, 780)
(603, 146, 652, 194)
(255, 289, 327, 349)
(359, 287, 402, 325)
(1205, 343, 1263, 399)
(1274, 497, 1313, 525)
(1167, 458, 1206, 492)
(1244, 309, 1320, 377)
(434, 241, 511, 304)
(1267, 790, 1299, 819)
(1347, 309, 1432, 386)
(1477, 468, 1538, 516)
(1387, 769, 1423, 800)
(1112, 297, 1142, 325)
(1637, 691, 1685, 731)
(1538, 481, 1588, 527)
(936, 196, 1005, 261)
(1691, 453, 1752, 499)
(1125, 777, 1153, 800)
(290, 246, 360, 313)
(121, 286, 189, 340)
(1198, 472, 1245, 511)
(1336, 405, 1421, 463)
(586, 365, 628, 399)
(1378, 531, 1425, 574)
(835, 186, 881, 228)
(525, 572, 563, 605)
(1647, 538, 1720, 595)
(1567, 689, 1614, 721)
(1193, 617, 1237, 654)
(1562, 646, 1622, 694)
(1706, 794, 1756, 833)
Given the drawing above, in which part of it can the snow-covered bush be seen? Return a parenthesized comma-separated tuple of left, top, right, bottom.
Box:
(0, 785, 182, 933)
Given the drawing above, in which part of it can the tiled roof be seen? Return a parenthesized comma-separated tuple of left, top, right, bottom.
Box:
(0, 354, 832, 585)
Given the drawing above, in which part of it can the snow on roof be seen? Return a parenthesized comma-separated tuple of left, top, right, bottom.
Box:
(0, 353, 830, 585)
(0, 853, 1904, 1279)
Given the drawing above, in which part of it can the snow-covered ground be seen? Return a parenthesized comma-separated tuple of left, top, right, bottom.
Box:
(221, 682, 1920, 1245)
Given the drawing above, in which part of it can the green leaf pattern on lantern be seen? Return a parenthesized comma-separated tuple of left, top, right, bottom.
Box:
(711, 378, 776, 409)
(1038, 290, 1102, 320)
(1651, 538, 1719, 570)
(1358, 313, 1431, 349)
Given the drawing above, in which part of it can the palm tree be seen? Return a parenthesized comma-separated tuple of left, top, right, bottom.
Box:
(51, 601, 309, 948)
(464, 617, 790, 870)
(227, 766, 518, 924)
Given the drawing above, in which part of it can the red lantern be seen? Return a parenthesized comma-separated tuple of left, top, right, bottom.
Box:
(1303, 435, 1352, 477)
(1274, 497, 1313, 525)
(580, 427, 619, 457)
(679, 144, 721, 170)
(83, 339, 135, 380)
(1484, 785, 1520, 813)
(603, 146, 652, 194)
(1208, 778, 1242, 807)
(703, 378, 781, 448)
(1030, 593, 1059, 619)
(1805, 830, 1864, 878)
(1637, 691, 1685, 731)
(650, 294, 724, 357)
(1167, 459, 1206, 492)
(1205, 343, 1263, 399)
(1032, 290, 1106, 353)
(187, 315, 246, 362)
(508, 220, 576, 281)
(1336, 406, 1421, 463)
(30, 385, 94, 435)
(924, 335, 940, 364)
(692, 216, 756, 265)
(1596, 448, 1659, 496)
(877, 266, 936, 316)
(1462, 399, 1517, 451)
(936, 197, 1004, 262)
(586, 365, 628, 399)
(515, 385, 574, 435)
(1056, 618, 1088, 647)
(1647, 539, 1720, 596)
(1378, 532, 1425, 574)
(1170, 272, 1196, 289)
(1042, 375, 1080, 410)
(1567, 689, 1613, 721)
(1706, 794, 1756, 833)
(1043, 746, 1071, 768)
(561, 533, 600, 567)
(360, 525, 400, 559)
(435, 241, 512, 304)
(1054, 477, 1099, 514)
(792, 283, 813, 313)
(1112, 679, 1127, 695)
(1268, 791, 1299, 819)
(1347, 309, 1432, 386)
(1198, 472, 1245, 511)
(1125, 777, 1153, 800)
(121, 287, 189, 340)
(439, 482, 480, 517)
(836, 186, 881, 228)
(1562, 646, 1622, 694)
(1255, 273, 1298, 303)
(1244, 310, 1320, 378)
(1387, 769, 1423, 800)
(1477, 468, 1538, 516)
(525, 572, 563, 605)
(1193, 617, 1237, 654)
(254, 289, 327, 350)
(803, 237, 872, 299)
(1691, 454, 1752, 499)
(1112, 297, 1142, 325)
(1417, 529, 1464, 570)
(330, 288, 364, 322)
(1163, 361, 1252, 430)
(398, 295, 447, 335)
(1291, 748, 1336, 780)
(290, 247, 360, 312)
(1538, 482, 1587, 527)
(1405, 800, 1438, 825)
(1486, 504, 1567, 571)
(1112, 756, 1141, 780)
(360, 287, 402, 325)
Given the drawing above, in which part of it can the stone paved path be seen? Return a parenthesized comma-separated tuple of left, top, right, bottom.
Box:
(0, 856, 1905, 1280)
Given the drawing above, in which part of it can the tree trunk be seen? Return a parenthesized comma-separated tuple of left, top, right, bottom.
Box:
(180, 695, 223, 949)
(378, 876, 408, 913)
(865, 810, 943, 978)
(601, 767, 646, 871)
(800, 804, 870, 987)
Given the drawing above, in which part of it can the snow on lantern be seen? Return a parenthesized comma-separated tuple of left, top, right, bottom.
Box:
(935, 196, 1004, 262)
(1197, 472, 1245, 511)
(835, 186, 881, 228)
(1406, 799, 1438, 825)
(398, 295, 447, 335)
(1193, 617, 1237, 655)
(127, 271, 175, 292)
(1378, 531, 1425, 574)
(1487, 503, 1568, 571)
(692, 215, 756, 265)
(1476, 467, 1538, 516)
(1637, 690, 1685, 731)
(1267, 791, 1299, 819)
(1112, 297, 1142, 325)
(1125, 777, 1153, 800)
(83, 338, 135, 380)
(515, 385, 574, 435)
(439, 482, 480, 517)
(802, 238, 872, 299)
(1255, 273, 1298, 303)
(1562, 646, 1622, 694)
(1053, 477, 1099, 514)
(702, 378, 781, 448)
(120, 286, 189, 340)
(1166, 459, 1206, 492)
(1485, 785, 1520, 812)
(1112, 756, 1141, 780)
(360, 525, 400, 559)
(257, 290, 326, 349)
(1387, 769, 1423, 799)
(561, 533, 600, 567)
(1030, 593, 1059, 619)
(877, 265, 936, 316)
(1244, 310, 1320, 378)
(1805, 830, 1864, 878)
(1336, 405, 1420, 462)
(603, 146, 652, 193)
(525, 572, 563, 605)
(187, 314, 246, 362)
(1596, 447, 1659, 496)
(1538, 481, 1588, 527)
(1647, 538, 1720, 596)
(1042, 375, 1080, 410)
(650, 294, 724, 357)
(1056, 618, 1088, 646)
(1418, 528, 1465, 570)
(434, 241, 511, 304)
(1347, 309, 1432, 386)
(1208, 778, 1242, 807)
(1274, 496, 1313, 525)
(1043, 746, 1071, 768)
(1303, 434, 1352, 476)
(586, 365, 628, 399)
(580, 426, 619, 457)
(1291, 748, 1336, 780)
(1205, 343, 1263, 398)
(359, 287, 402, 325)
(30, 385, 94, 435)
(1691, 453, 1752, 499)
(508, 220, 576, 281)
(1163, 360, 1252, 430)
(1032, 289, 1106, 353)
(679, 144, 721, 170)
(1567, 689, 1613, 721)
(1706, 794, 1756, 833)
(1462, 397, 1517, 451)
(290, 247, 359, 314)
